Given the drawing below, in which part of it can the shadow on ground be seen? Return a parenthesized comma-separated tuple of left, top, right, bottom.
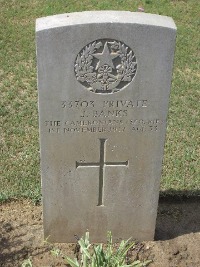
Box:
(0, 221, 50, 267)
(155, 193, 200, 240)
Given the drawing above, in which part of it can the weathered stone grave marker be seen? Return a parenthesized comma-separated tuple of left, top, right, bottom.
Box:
(36, 11, 176, 242)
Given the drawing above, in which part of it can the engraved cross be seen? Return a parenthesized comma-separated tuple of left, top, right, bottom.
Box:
(76, 138, 129, 206)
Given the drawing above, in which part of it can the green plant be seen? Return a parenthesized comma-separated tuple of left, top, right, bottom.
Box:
(51, 231, 152, 267)
(21, 259, 32, 267)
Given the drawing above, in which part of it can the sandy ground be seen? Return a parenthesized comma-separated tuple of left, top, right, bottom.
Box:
(0, 199, 200, 267)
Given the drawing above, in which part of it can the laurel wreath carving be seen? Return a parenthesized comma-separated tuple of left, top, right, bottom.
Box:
(109, 41, 136, 82)
(75, 40, 137, 93)
(75, 41, 102, 83)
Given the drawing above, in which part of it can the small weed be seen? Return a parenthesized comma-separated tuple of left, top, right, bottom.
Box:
(51, 231, 152, 267)
(21, 258, 32, 267)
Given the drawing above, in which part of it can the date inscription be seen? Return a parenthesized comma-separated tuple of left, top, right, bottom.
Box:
(45, 119, 164, 134)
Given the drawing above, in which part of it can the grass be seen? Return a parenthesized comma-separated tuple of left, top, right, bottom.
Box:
(0, 0, 199, 202)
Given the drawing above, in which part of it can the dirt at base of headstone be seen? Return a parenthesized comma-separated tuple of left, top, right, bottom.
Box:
(0, 199, 200, 267)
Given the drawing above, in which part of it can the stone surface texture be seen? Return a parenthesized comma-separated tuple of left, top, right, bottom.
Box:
(36, 11, 176, 242)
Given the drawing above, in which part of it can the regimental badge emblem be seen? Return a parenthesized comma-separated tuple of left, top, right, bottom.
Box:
(74, 39, 137, 94)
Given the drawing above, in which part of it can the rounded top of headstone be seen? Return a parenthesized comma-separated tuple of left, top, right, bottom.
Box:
(36, 11, 177, 32)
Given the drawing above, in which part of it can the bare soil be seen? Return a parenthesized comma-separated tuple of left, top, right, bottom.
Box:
(0, 199, 200, 267)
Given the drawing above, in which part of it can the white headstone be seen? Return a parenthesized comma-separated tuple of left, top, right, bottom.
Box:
(36, 11, 176, 242)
